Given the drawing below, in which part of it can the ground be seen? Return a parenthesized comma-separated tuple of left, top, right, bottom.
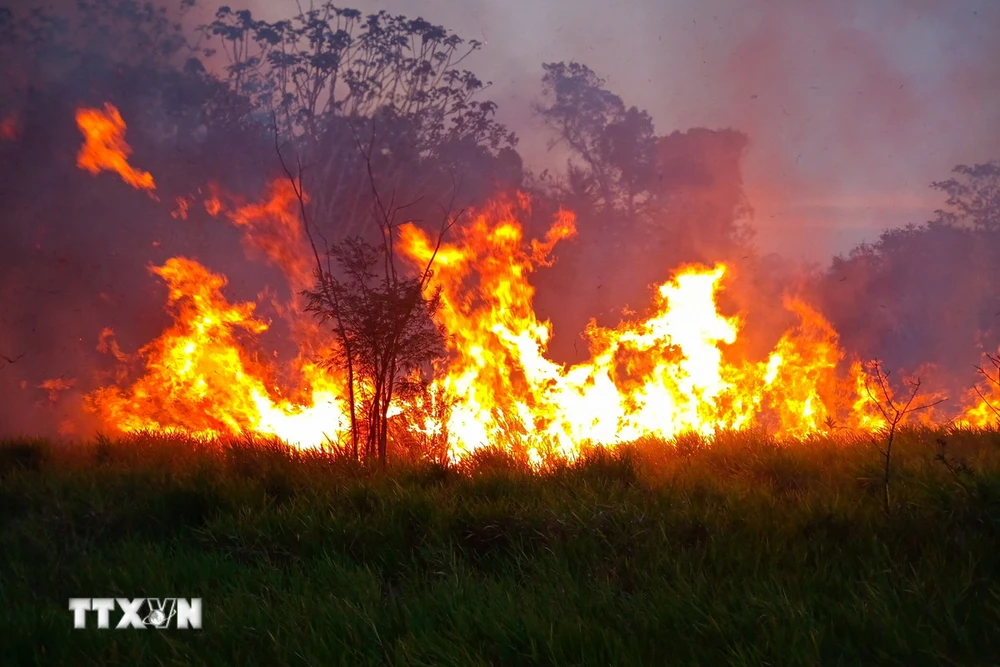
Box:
(1, 429, 998, 666)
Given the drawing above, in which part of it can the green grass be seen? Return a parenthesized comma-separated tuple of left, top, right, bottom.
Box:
(1, 428, 999, 666)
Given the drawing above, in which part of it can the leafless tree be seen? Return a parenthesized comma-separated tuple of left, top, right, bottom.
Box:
(864, 360, 947, 512)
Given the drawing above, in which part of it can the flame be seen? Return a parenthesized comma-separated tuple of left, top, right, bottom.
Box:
(960, 397, 997, 428)
(67, 102, 988, 460)
(70, 101, 345, 448)
(955, 359, 1000, 428)
(84, 258, 347, 447)
(75, 103, 156, 193)
(397, 196, 886, 461)
(75, 182, 920, 460)
(203, 180, 314, 292)
(38, 377, 77, 404)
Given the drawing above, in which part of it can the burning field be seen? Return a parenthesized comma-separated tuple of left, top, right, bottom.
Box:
(1, 1, 1000, 664)
(5, 100, 999, 465)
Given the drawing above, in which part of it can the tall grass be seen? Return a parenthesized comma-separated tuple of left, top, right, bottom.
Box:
(1, 427, 998, 665)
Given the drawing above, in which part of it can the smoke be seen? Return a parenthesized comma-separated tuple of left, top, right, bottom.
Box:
(710, 0, 1000, 259)
(0, 1, 278, 436)
(269, 0, 999, 383)
(245, 0, 1000, 260)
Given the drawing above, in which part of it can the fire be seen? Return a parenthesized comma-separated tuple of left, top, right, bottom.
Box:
(38, 377, 77, 404)
(957, 367, 1000, 428)
(399, 196, 883, 461)
(85, 258, 347, 447)
(747, 298, 852, 436)
(75, 103, 156, 193)
(60, 102, 993, 461)
(203, 180, 314, 292)
(961, 398, 997, 428)
(77, 119, 345, 447)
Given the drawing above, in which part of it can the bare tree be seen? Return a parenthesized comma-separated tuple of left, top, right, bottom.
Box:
(864, 360, 947, 512)
(304, 237, 441, 464)
(276, 114, 459, 465)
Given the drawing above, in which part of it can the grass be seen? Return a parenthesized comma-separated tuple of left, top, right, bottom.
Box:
(1, 428, 999, 666)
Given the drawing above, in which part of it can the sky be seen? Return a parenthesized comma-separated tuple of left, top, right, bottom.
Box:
(246, 0, 1000, 262)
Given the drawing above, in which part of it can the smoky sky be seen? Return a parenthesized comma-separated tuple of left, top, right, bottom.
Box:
(242, 0, 1000, 262)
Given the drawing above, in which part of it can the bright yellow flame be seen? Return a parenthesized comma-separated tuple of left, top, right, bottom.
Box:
(85, 258, 347, 448)
(398, 195, 892, 461)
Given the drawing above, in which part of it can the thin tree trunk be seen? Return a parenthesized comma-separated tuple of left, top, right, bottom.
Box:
(345, 357, 358, 460)
(367, 383, 381, 461)
(379, 375, 394, 467)
(883, 426, 895, 513)
(329, 287, 359, 460)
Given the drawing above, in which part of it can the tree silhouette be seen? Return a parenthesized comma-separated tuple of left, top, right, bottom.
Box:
(932, 161, 1000, 231)
(203, 3, 518, 241)
(817, 160, 1000, 391)
(287, 123, 457, 465)
(304, 237, 446, 464)
(535, 61, 656, 221)
(864, 361, 946, 512)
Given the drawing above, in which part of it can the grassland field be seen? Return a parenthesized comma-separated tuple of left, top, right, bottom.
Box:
(1, 428, 999, 666)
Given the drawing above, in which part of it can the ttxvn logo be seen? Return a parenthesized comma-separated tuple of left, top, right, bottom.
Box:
(68, 598, 202, 629)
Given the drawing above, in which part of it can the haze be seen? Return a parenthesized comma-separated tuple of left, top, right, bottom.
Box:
(248, 0, 1000, 262)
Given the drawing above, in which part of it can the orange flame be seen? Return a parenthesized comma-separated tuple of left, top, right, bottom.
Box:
(398, 196, 885, 461)
(77, 185, 930, 460)
(75, 103, 156, 193)
(955, 359, 1000, 428)
(67, 104, 986, 460)
(85, 258, 347, 447)
(72, 106, 341, 446)
(203, 180, 314, 292)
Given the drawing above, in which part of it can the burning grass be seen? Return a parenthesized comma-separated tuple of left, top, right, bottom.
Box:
(0, 102, 983, 464)
(1, 429, 999, 665)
